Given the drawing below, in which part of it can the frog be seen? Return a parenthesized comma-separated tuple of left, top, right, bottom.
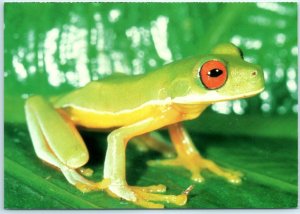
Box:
(25, 43, 264, 208)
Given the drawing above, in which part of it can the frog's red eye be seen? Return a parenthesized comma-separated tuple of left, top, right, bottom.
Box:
(199, 60, 227, 89)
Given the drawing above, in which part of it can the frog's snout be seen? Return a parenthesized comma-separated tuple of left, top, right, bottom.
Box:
(249, 64, 265, 91)
(251, 70, 257, 77)
(250, 64, 262, 79)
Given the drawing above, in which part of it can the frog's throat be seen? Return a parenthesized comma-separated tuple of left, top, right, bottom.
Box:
(172, 87, 264, 105)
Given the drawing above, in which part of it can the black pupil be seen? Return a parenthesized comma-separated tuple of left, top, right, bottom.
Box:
(208, 69, 223, 77)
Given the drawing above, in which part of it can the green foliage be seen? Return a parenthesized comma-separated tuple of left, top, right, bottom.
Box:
(5, 125, 297, 208)
(4, 2, 297, 209)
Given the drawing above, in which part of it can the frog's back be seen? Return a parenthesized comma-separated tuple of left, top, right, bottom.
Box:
(55, 73, 156, 112)
(54, 56, 197, 113)
(53, 72, 170, 128)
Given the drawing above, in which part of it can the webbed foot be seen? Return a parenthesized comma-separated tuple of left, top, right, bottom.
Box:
(61, 167, 110, 193)
(148, 154, 242, 184)
(75, 179, 110, 193)
(106, 183, 188, 208)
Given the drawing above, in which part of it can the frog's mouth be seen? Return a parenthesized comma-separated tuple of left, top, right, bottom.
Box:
(215, 87, 265, 103)
(172, 87, 264, 105)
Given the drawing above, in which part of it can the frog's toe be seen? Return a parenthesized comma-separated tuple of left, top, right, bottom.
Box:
(75, 178, 110, 193)
(78, 167, 94, 177)
(75, 182, 95, 193)
(62, 167, 110, 193)
(133, 188, 187, 207)
(191, 172, 205, 183)
(131, 184, 166, 193)
(134, 197, 165, 209)
(224, 171, 243, 184)
(201, 159, 243, 184)
(147, 158, 181, 167)
(105, 183, 189, 208)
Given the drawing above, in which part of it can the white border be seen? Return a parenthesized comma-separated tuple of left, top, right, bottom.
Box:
(0, 1, 299, 214)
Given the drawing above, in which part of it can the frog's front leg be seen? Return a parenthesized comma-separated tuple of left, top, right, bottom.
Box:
(103, 115, 188, 208)
(25, 96, 109, 192)
(148, 123, 242, 184)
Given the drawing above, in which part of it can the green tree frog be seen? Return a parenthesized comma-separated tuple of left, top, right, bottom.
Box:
(25, 43, 264, 208)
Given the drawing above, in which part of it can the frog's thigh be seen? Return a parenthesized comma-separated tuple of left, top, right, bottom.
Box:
(25, 96, 89, 183)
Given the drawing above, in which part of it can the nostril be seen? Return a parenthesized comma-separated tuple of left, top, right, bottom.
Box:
(251, 71, 257, 77)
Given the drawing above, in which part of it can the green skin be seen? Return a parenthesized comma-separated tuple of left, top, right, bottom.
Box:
(25, 43, 265, 208)
(54, 44, 264, 113)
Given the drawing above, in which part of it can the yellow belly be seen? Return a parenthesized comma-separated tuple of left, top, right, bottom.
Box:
(62, 104, 161, 129)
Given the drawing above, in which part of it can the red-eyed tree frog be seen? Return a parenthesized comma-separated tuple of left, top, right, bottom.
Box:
(25, 43, 265, 208)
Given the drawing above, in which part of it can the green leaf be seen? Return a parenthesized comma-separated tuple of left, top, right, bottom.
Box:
(4, 2, 297, 209)
(4, 124, 297, 208)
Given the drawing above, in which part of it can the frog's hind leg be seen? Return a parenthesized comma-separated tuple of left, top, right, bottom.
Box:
(25, 96, 109, 192)
(148, 123, 242, 184)
(131, 132, 175, 157)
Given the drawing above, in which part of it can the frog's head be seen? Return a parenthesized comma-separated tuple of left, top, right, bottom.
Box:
(171, 43, 265, 104)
